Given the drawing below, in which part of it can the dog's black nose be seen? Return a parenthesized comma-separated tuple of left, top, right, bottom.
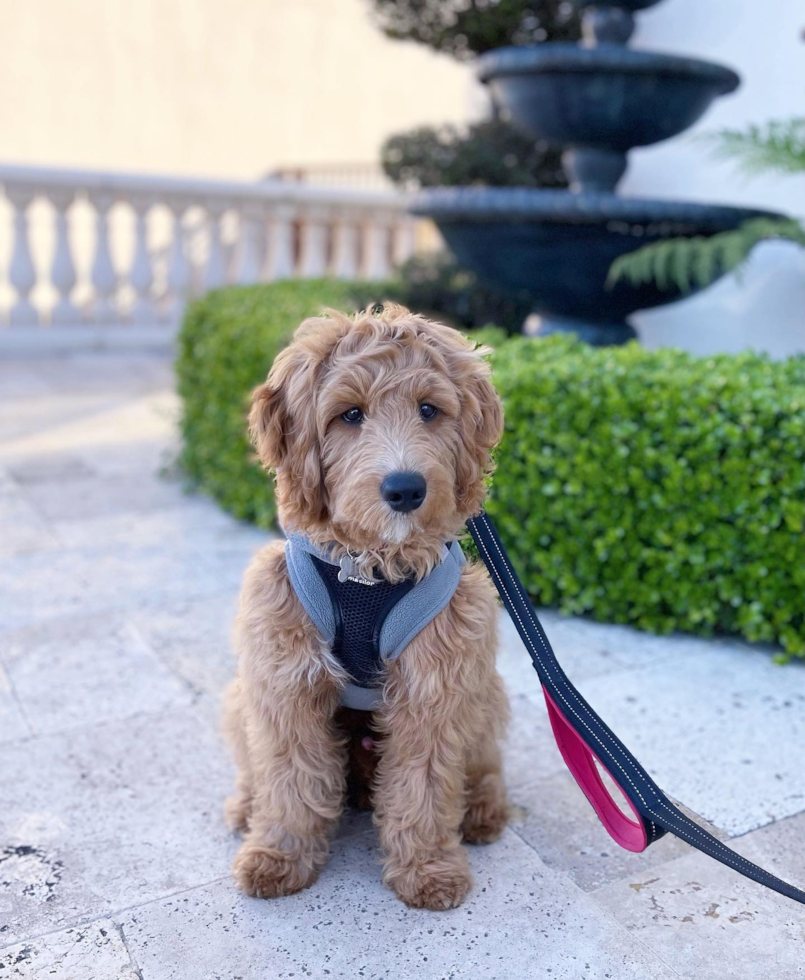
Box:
(381, 471, 427, 513)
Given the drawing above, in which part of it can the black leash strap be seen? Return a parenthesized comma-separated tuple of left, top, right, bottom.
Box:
(467, 510, 805, 905)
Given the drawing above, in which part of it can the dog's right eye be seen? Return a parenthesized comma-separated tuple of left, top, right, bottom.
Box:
(341, 407, 364, 424)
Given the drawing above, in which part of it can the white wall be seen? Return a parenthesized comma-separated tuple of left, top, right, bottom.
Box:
(0, 0, 471, 179)
(623, 0, 805, 357)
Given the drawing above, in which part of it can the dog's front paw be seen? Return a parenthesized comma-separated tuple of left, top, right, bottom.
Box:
(233, 838, 325, 898)
(462, 773, 508, 845)
(386, 851, 473, 911)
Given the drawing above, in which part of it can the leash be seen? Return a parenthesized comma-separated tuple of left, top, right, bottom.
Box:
(466, 510, 805, 905)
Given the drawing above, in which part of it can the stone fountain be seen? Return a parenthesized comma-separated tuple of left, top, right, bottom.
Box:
(412, 0, 780, 345)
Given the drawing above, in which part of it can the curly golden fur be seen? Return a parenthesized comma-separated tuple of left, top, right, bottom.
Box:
(224, 304, 510, 910)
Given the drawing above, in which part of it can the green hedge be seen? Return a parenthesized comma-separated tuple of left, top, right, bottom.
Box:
(488, 337, 805, 658)
(177, 281, 805, 657)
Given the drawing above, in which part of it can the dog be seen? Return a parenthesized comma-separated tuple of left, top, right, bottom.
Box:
(223, 304, 510, 911)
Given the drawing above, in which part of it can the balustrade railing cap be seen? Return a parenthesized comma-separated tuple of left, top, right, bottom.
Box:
(0, 163, 409, 210)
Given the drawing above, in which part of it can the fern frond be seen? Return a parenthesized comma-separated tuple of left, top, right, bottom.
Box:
(668, 237, 692, 293)
(652, 240, 674, 291)
(693, 233, 718, 289)
(703, 119, 805, 176)
(607, 218, 805, 293)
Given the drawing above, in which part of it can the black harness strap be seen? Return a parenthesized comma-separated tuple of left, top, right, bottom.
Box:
(467, 510, 805, 906)
(310, 555, 414, 689)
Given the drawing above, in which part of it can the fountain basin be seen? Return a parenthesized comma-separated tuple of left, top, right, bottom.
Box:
(413, 188, 779, 344)
(479, 46, 739, 154)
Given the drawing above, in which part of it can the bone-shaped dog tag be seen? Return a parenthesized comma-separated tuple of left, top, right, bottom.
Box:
(338, 555, 358, 583)
(338, 554, 378, 586)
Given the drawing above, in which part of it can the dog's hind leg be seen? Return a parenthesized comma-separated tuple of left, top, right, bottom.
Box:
(221, 675, 254, 833)
(461, 670, 509, 844)
(461, 731, 509, 845)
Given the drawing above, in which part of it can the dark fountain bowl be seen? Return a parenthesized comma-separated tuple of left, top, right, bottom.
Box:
(479, 45, 739, 192)
(412, 187, 781, 345)
(479, 45, 739, 150)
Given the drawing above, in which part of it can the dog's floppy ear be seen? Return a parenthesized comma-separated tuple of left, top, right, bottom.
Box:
(249, 345, 300, 470)
(249, 379, 287, 470)
(249, 340, 328, 520)
(471, 363, 504, 454)
(454, 354, 504, 514)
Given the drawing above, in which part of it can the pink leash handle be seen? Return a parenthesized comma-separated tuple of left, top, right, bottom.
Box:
(467, 510, 805, 905)
(542, 686, 647, 852)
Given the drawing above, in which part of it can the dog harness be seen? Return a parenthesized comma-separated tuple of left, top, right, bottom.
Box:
(285, 533, 466, 710)
(467, 510, 805, 906)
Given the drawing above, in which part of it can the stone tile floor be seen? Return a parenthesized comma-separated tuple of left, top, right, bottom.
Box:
(1, 352, 804, 979)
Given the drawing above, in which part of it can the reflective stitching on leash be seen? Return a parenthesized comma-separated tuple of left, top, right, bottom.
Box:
(650, 799, 795, 890)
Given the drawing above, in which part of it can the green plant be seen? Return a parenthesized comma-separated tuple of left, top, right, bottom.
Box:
(608, 217, 805, 294)
(486, 334, 805, 658)
(381, 118, 567, 191)
(367, 0, 579, 61)
(706, 118, 805, 176)
(371, 0, 575, 321)
(177, 281, 805, 658)
(388, 252, 533, 333)
(609, 118, 805, 294)
(372, 0, 575, 195)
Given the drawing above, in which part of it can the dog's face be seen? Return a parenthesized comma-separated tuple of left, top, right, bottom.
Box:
(250, 305, 503, 571)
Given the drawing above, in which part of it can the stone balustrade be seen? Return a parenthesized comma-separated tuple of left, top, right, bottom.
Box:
(0, 164, 418, 335)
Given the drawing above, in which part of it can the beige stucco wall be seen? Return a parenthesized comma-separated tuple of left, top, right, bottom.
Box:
(1, 0, 472, 178)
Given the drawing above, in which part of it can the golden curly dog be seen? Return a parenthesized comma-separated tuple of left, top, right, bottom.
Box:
(223, 304, 510, 911)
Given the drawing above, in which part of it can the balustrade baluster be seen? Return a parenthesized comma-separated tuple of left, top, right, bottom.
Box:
(164, 199, 190, 323)
(88, 190, 118, 323)
(299, 208, 330, 278)
(332, 212, 359, 280)
(235, 203, 264, 284)
(204, 201, 228, 291)
(128, 196, 157, 323)
(265, 204, 296, 280)
(49, 188, 79, 324)
(7, 186, 39, 326)
(361, 215, 391, 280)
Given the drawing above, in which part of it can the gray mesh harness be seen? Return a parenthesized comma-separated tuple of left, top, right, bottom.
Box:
(285, 534, 466, 710)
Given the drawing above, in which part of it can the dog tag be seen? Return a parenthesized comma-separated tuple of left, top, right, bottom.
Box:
(338, 555, 356, 583)
(338, 554, 378, 586)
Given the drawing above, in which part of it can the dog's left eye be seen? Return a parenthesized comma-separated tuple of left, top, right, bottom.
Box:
(419, 403, 438, 421)
(341, 407, 364, 424)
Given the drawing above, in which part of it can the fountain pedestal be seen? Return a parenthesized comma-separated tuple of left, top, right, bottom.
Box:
(412, 0, 781, 345)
